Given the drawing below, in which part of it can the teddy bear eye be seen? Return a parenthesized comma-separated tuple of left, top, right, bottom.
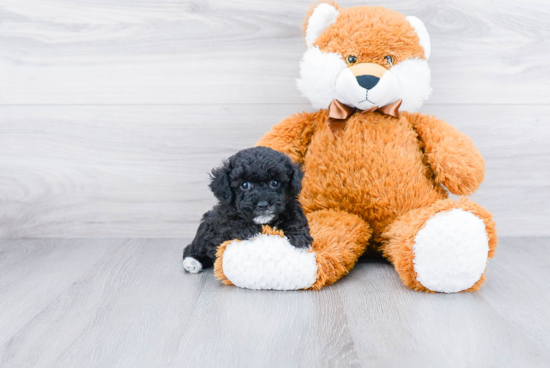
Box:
(269, 180, 280, 189)
(240, 182, 252, 191)
(385, 55, 394, 66)
(346, 55, 357, 64)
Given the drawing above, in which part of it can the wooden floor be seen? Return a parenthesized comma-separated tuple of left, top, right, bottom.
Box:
(0, 237, 549, 368)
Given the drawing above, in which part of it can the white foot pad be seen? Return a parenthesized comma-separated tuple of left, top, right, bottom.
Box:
(413, 209, 489, 293)
(183, 257, 203, 273)
(222, 234, 318, 290)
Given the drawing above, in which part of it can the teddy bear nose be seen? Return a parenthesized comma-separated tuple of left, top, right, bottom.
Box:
(257, 201, 269, 209)
(356, 75, 380, 90)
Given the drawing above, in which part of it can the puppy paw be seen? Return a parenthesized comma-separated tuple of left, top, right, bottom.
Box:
(261, 226, 312, 249)
(182, 257, 203, 273)
(286, 233, 313, 249)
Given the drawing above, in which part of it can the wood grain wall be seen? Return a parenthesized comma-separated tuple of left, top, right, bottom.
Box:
(0, 0, 549, 237)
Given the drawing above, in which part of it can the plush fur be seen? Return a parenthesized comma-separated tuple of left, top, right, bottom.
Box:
(383, 198, 497, 293)
(298, 4, 431, 111)
(214, 227, 318, 290)
(214, 2, 498, 292)
(214, 225, 289, 285)
(413, 209, 489, 293)
(183, 147, 312, 272)
(297, 46, 347, 110)
(305, 3, 340, 48)
(406, 16, 431, 59)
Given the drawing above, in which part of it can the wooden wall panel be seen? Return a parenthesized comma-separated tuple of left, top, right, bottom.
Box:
(0, 0, 548, 237)
(0, 0, 549, 104)
(0, 104, 547, 237)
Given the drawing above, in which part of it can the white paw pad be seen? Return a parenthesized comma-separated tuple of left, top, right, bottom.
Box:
(413, 209, 489, 293)
(222, 234, 318, 290)
(183, 257, 203, 274)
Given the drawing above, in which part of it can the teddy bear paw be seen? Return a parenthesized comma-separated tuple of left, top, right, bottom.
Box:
(215, 233, 318, 290)
(413, 209, 490, 293)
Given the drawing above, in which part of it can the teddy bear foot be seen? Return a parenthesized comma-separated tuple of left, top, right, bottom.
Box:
(214, 233, 318, 290)
(384, 199, 497, 293)
(412, 209, 489, 293)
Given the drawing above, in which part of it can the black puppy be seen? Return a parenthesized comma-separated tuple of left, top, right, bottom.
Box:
(182, 146, 313, 273)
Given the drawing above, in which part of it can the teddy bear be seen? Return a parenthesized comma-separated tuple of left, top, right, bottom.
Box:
(212, 1, 497, 293)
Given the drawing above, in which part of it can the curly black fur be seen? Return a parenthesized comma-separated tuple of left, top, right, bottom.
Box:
(183, 146, 313, 271)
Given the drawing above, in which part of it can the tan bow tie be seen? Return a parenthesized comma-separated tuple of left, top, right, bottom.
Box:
(326, 99, 403, 135)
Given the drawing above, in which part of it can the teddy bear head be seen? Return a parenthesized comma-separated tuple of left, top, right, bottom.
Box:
(297, 2, 432, 112)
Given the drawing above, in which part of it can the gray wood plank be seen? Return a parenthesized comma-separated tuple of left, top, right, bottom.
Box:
(0, 0, 549, 104)
(172, 282, 361, 368)
(338, 255, 550, 367)
(0, 239, 113, 345)
(0, 239, 210, 368)
(0, 238, 549, 368)
(1, 104, 548, 238)
(478, 237, 550, 353)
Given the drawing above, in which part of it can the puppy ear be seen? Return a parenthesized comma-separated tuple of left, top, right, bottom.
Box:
(288, 160, 304, 197)
(209, 161, 233, 205)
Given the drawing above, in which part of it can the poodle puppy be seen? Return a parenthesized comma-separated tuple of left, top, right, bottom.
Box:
(182, 146, 313, 273)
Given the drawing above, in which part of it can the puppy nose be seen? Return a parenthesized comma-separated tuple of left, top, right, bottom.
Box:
(356, 75, 380, 90)
(257, 201, 269, 209)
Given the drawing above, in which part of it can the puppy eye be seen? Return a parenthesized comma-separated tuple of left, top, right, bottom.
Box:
(385, 55, 394, 66)
(269, 180, 280, 189)
(346, 55, 357, 65)
(240, 182, 251, 191)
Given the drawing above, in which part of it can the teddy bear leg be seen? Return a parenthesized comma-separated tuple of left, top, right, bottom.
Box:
(381, 198, 497, 293)
(307, 209, 373, 289)
(214, 209, 372, 290)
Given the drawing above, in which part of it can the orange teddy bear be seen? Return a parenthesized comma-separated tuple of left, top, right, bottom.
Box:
(214, 2, 497, 293)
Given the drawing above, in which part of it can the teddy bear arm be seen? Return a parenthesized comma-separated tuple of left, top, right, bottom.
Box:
(409, 113, 485, 196)
(256, 112, 316, 165)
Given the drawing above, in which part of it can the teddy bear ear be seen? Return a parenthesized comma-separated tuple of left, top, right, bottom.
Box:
(406, 16, 431, 60)
(304, 2, 340, 48)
